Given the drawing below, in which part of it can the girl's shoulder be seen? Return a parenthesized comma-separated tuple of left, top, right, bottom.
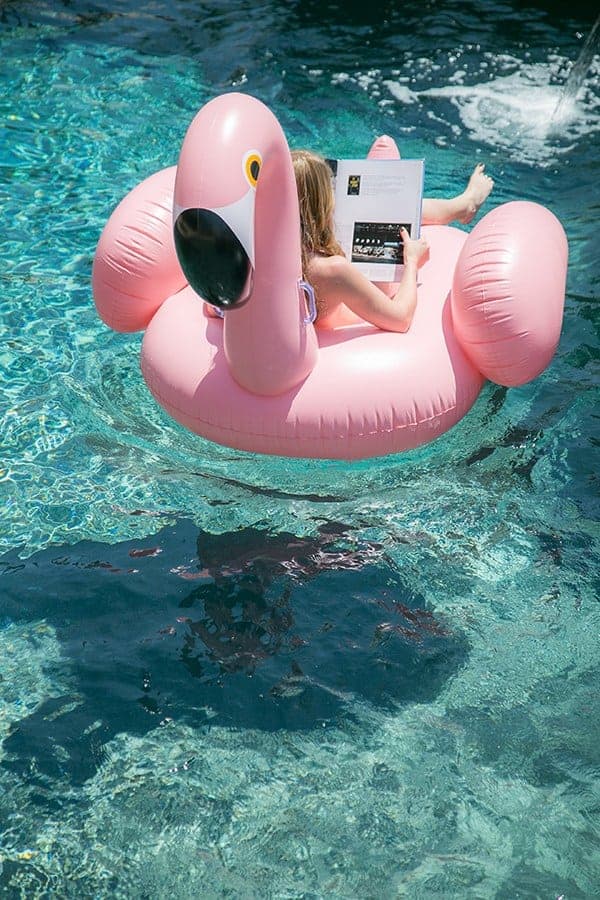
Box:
(306, 252, 349, 283)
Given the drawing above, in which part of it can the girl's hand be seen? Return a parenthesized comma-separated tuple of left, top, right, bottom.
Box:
(401, 227, 429, 266)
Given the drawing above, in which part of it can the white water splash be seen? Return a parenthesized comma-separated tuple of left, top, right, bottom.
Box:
(385, 59, 600, 166)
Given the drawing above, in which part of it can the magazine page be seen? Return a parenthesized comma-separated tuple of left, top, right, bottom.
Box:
(330, 158, 425, 282)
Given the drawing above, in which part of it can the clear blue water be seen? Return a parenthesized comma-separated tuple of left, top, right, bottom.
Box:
(1, 1, 599, 896)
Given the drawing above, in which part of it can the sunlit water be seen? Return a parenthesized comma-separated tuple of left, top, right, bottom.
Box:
(1, 1, 599, 896)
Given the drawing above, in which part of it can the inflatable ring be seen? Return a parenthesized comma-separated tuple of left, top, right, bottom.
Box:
(93, 92, 568, 459)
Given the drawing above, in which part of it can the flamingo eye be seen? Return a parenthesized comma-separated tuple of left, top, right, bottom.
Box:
(243, 151, 262, 188)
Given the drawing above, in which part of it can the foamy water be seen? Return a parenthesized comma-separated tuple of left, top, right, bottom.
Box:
(345, 53, 600, 165)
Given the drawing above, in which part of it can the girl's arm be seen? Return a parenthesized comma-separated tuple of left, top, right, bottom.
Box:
(309, 228, 428, 333)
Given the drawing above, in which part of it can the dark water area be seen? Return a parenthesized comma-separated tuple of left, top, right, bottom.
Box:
(1, 520, 466, 789)
(2, 0, 598, 100)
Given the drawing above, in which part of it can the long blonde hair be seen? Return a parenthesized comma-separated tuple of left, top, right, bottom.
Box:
(291, 150, 345, 281)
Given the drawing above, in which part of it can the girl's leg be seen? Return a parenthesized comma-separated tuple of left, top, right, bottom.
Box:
(422, 163, 494, 225)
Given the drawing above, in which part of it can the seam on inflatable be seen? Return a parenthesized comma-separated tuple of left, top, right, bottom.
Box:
(479, 226, 494, 316)
(114, 237, 160, 267)
(122, 223, 166, 248)
(101, 282, 159, 304)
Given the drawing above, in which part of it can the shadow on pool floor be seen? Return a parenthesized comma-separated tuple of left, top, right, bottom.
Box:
(0, 518, 468, 789)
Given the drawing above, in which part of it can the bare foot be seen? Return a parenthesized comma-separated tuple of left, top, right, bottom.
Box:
(458, 163, 494, 224)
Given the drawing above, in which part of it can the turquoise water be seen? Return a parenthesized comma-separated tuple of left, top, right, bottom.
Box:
(1, 1, 599, 896)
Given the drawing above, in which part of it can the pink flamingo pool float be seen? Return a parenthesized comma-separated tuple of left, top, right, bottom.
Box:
(93, 92, 568, 459)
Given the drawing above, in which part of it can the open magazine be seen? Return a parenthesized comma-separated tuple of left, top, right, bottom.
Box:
(328, 158, 425, 282)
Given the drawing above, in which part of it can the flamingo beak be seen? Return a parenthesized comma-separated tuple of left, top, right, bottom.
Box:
(173, 189, 255, 310)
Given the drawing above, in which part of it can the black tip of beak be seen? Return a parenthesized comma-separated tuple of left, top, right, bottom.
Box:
(174, 208, 251, 309)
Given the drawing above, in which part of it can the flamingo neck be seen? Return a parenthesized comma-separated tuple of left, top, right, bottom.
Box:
(222, 134, 317, 396)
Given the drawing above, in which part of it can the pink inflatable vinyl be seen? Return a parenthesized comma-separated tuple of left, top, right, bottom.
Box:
(93, 92, 568, 460)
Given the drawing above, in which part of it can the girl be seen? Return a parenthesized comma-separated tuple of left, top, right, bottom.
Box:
(291, 149, 493, 332)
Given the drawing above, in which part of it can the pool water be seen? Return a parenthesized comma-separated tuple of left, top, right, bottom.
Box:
(1, 0, 599, 896)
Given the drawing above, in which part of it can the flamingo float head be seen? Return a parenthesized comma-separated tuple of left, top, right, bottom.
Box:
(173, 92, 318, 396)
(174, 92, 280, 310)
